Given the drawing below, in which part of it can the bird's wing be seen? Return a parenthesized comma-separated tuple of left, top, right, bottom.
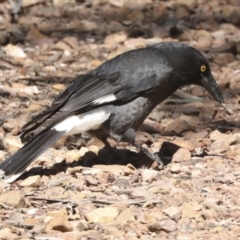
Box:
(22, 74, 100, 130)
(21, 48, 172, 141)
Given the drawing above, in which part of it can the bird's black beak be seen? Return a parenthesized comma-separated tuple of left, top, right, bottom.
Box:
(201, 74, 224, 104)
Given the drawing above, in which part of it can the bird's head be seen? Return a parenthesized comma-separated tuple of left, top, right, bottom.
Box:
(155, 42, 224, 104)
(180, 45, 224, 104)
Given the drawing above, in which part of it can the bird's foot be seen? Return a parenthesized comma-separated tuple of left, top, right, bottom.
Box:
(152, 153, 164, 170)
(133, 141, 164, 169)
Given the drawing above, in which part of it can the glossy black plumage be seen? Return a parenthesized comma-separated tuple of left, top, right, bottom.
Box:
(0, 42, 224, 182)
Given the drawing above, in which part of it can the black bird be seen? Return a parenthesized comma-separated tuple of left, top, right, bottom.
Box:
(0, 42, 224, 182)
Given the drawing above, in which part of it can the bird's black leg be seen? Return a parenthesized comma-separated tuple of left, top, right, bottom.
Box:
(101, 138, 126, 162)
(102, 138, 117, 156)
(121, 128, 164, 169)
(132, 141, 164, 169)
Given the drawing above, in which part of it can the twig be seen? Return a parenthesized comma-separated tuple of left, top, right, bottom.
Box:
(26, 97, 49, 107)
(28, 197, 162, 206)
(21, 77, 74, 83)
(0, 85, 38, 97)
(0, 202, 13, 210)
(165, 89, 203, 103)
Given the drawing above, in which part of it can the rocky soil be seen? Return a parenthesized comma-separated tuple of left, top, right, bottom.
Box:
(0, 0, 240, 239)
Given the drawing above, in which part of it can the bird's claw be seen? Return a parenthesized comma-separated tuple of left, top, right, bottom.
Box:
(153, 153, 164, 169)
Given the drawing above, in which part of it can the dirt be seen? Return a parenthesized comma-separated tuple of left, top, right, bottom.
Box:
(0, 0, 240, 239)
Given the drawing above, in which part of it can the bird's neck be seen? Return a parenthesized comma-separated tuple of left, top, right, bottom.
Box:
(149, 76, 184, 107)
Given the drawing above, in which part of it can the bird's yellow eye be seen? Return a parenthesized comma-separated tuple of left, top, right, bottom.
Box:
(200, 65, 207, 72)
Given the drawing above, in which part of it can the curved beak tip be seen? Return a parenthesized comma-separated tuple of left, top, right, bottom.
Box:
(201, 75, 224, 104)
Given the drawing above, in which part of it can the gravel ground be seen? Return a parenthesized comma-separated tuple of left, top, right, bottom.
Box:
(0, 0, 240, 239)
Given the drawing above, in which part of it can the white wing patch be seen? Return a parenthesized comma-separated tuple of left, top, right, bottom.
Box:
(53, 108, 110, 135)
(93, 94, 116, 104)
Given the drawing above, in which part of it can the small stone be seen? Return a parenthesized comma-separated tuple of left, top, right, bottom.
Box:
(0, 228, 18, 239)
(181, 202, 202, 219)
(174, 0, 197, 10)
(131, 186, 153, 198)
(212, 177, 233, 184)
(178, 30, 194, 41)
(66, 166, 83, 175)
(79, 147, 90, 157)
(27, 103, 44, 113)
(141, 169, 159, 182)
(173, 140, 194, 151)
(63, 36, 79, 50)
(43, 66, 56, 75)
(80, 20, 98, 32)
(54, 41, 72, 51)
(45, 209, 73, 232)
(27, 208, 37, 215)
(93, 164, 135, 176)
(4, 44, 26, 58)
(209, 130, 224, 141)
(85, 207, 119, 223)
(210, 130, 239, 145)
(0, 190, 25, 208)
(85, 175, 98, 186)
(202, 200, 227, 212)
(126, 10, 144, 24)
(201, 209, 217, 219)
(19, 175, 41, 187)
(153, 3, 168, 21)
(104, 32, 127, 46)
(137, 212, 157, 223)
(109, 0, 124, 8)
(214, 53, 236, 65)
(3, 136, 23, 154)
(135, 131, 155, 144)
(52, 84, 66, 91)
(115, 208, 135, 224)
(104, 226, 124, 238)
(45, 216, 73, 232)
(222, 5, 236, 18)
(95, 171, 111, 184)
(165, 119, 191, 135)
(156, 179, 174, 194)
(64, 150, 81, 163)
(148, 219, 177, 233)
(47, 209, 68, 218)
(87, 145, 99, 154)
(210, 140, 230, 153)
(53, 0, 76, 6)
(82, 168, 102, 175)
(175, 6, 190, 19)
(0, 33, 8, 45)
(2, 119, 19, 134)
(170, 163, 181, 174)
(191, 169, 202, 178)
(194, 30, 212, 48)
(183, 131, 208, 140)
(107, 47, 131, 60)
(24, 217, 39, 226)
(163, 206, 182, 221)
(172, 148, 191, 163)
(80, 230, 103, 240)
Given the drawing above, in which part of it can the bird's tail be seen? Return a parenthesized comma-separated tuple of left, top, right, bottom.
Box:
(0, 129, 65, 183)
